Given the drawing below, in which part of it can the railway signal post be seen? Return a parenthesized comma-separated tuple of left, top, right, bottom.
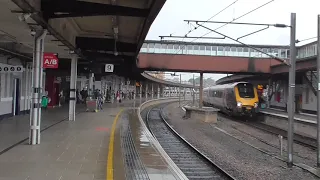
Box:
(179, 74, 181, 107)
(287, 13, 296, 168)
(193, 74, 195, 106)
(317, 14, 320, 167)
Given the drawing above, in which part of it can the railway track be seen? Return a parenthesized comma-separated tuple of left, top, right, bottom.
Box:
(219, 113, 317, 149)
(146, 104, 235, 180)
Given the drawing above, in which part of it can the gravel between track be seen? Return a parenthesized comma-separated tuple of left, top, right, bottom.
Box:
(162, 102, 318, 180)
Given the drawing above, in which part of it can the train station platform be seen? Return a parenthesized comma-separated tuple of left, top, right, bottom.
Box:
(0, 98, 183, 180)
(260, 108, 316, 124)
(0, 105, 86, 155)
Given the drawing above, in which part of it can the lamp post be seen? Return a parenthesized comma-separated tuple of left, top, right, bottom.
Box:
(317, 14, 320, 167)
(179, 74, 181, 107)
(193, 74, 195, 106)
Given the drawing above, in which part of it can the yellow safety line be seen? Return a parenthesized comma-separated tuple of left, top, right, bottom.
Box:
(107, 109, 123, 180)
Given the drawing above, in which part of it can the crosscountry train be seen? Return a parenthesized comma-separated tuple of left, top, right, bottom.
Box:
(203, 82, 259, 117)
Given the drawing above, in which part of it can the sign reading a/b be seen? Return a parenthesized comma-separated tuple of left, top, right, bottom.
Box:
(43, 53, 59, 68)
(105, 64, 114, 72)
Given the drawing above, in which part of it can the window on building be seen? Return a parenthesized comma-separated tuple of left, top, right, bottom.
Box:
(148, 43, 155, 53)
(199, 45, 205, 55)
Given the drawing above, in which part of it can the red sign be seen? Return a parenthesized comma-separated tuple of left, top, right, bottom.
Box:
(43, 53, 59, 68)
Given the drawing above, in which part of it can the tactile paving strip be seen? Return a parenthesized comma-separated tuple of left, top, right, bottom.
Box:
(120, 110, 150, 180)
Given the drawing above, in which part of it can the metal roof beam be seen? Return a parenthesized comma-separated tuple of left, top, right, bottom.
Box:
(82, 51, 132, 60)
(41, 0, 149, 19)
(76, 37, 137, 52)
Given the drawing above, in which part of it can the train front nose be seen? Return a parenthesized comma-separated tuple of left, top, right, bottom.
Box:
(241, 105, 259, 115)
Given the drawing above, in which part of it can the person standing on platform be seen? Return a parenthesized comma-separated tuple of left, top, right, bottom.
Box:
(81, 88, 88, 110)
(97, 90, 103, 110)
(117, 90, 121, 103)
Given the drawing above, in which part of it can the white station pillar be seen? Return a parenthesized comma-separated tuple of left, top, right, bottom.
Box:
(69, 54, 78, 121)
(89, 73, 94, 97)
(29, 29, 47, 145)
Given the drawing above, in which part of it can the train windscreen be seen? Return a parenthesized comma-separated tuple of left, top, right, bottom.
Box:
(237, 83, 255, 98)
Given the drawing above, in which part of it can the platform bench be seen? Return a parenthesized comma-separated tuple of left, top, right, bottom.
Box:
(184, 106, 220, 123)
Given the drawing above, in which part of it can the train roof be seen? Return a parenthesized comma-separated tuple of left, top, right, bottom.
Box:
(204, 82, 251, 91)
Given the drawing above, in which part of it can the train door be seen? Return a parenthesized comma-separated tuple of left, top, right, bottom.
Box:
(12, 78, 20, 116)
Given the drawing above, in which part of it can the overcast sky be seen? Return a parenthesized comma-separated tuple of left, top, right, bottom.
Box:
(145, 0, 320, 81)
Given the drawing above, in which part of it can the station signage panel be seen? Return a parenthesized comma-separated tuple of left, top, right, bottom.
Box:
(0, 65, 24, 73)
(105, 64, 114, 72)
(43, 53, 59, 69)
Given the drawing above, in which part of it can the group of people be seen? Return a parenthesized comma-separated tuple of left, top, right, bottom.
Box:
(40, 88, 135, 111)
(115, 90, 135, 102)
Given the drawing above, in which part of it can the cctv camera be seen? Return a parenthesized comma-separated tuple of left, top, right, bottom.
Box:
(18, 13, 31, 22)
(30, 30, 36, 36)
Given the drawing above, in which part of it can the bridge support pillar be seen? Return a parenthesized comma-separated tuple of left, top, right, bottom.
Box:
(29, 29, 47, 145)
(145, 83, 148, 100)
(139, 82, 142, 99)
(157, 84, 160, 99)
(151, 83, 154, 99)
(69, 54, 78, 121)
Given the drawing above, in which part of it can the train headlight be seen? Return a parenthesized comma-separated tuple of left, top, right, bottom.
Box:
(237, 102, 242, 107)
(254, 102, 258, 108)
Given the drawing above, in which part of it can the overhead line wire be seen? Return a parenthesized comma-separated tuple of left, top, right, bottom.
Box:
(167, 0, 239, 48)
(184, 0, 239, 38)
(171, 0, 276, 54)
